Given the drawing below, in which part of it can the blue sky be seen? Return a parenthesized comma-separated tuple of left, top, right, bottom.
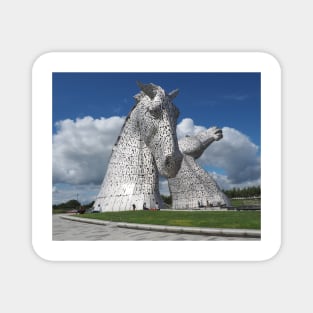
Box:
(53, 72, 260, 146)
(52, 72, 260, 204)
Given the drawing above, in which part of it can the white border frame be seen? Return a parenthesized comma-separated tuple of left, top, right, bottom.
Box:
(32, 52, 281, 261)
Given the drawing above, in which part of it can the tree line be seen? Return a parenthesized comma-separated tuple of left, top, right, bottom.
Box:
(222, 186, 260, 198)
(52, 200, 94, 214)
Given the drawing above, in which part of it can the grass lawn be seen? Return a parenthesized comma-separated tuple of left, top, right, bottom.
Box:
(231, 198, 260, 207)
(78, 210, 260, 230)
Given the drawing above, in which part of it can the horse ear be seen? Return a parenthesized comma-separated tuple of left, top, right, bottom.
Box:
(133, 93, 142, 104)
(168, 89, 179, 101)
(136, 81, 158, 99)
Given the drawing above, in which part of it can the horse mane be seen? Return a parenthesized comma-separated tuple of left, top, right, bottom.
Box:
(111, 84, 169, 149)
(112, 91, 145, 148)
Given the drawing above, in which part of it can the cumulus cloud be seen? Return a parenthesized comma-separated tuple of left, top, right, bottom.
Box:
(53, 116, 125, 185)
(52, 183, 100, 205)
(53, 116, 260, 203)
(159, 178, 170, 196)
(198, 127, 260, 184)
(210, 172, 260, 191)
(176, 118, 206, 139)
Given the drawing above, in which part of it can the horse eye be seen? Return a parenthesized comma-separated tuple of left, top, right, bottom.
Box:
(149, 106, 162, 118)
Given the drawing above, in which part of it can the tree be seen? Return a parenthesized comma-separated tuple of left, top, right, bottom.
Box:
(161, 194, 172, 205)
(52, 199, 81, 213)
(223, 186, 260, 198)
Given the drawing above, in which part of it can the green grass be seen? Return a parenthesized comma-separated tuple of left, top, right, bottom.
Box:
(230, 198, 261, 207)
(78, 210, 260, 230)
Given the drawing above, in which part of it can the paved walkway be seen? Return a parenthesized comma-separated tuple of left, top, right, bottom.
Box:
(53, 214, 259, 241)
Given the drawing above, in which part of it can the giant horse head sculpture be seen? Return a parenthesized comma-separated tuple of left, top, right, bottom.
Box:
(134, 81, 183, 178)
(93, 82, 183, 212)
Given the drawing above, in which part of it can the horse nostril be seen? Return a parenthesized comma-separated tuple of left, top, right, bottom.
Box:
(165, 154, 181, 167)
(165, 155, 173, 167)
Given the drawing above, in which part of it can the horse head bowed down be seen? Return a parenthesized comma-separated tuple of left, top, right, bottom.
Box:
(93, 82, 183, 212)
(134, 81, 182, 177)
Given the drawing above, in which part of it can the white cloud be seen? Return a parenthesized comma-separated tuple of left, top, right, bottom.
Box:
(53, 116, 260, 203)
(198, 127, 260, 184)
(223, 94, 249, 101)
(53, 116, 125, 185)
(159, 178, 170, 196)
(177, 118, 206, 139)
(210, 172, 260, 191)
(52, 183, 99, 205)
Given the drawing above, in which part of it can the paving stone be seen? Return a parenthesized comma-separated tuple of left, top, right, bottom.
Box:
(53, 215, 259, 241)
